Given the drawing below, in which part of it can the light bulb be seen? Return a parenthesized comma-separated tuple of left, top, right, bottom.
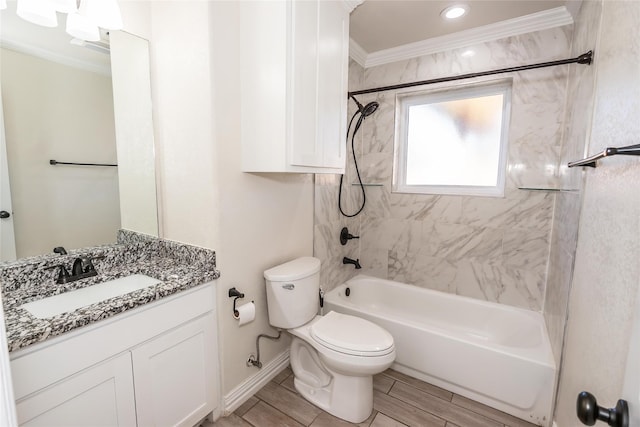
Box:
(16, 0, 58, 27)
(66, 12, 100, 41)
(441, 4, 469, 20)
(83, 0, 123, 30)
(51, 0, 78, 14)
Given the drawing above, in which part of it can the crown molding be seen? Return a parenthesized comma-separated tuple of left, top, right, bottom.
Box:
(0, 38, 111, 76)
(349, 38, 367, 68)
(353, 6, 573, 69)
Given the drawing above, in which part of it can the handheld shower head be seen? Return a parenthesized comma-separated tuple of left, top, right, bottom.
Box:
(361, 101, 379, 117)
(350, 95, 379, 118)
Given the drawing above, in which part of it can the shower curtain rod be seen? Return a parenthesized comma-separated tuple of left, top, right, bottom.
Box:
(348, 50, 593, 97)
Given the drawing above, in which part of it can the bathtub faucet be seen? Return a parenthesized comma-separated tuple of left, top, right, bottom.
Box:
(342, 257, 361, 269)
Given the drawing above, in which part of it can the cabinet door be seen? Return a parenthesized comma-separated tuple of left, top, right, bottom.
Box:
(15, 352, 136, 427)
(289, 0, 349, 170)
(132, 313, 217, 427)
(316, 0, 349, 169)
(289, 0, 321, 167)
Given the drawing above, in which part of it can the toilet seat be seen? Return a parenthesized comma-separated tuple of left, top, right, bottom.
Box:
(310, 311, 394, 357)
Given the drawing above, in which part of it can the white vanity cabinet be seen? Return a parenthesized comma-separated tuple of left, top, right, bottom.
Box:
(132, 314, 217, 426)
(15, 352, 137, 426)
(240, 0, 360, 173)
(10, 283, 219, 427)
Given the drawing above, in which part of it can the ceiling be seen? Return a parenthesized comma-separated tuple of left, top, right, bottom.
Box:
(2, 1, 576, 73)
(350, 0, 573, 53)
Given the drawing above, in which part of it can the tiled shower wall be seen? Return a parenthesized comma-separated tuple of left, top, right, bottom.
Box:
(315, 26, 574, 311)
(544, 0, 601, 365)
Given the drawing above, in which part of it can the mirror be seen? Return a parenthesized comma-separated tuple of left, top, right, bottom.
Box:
(0, 3, 158, 261)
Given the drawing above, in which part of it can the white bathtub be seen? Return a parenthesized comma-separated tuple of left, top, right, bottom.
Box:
(323, 275, 556, 426)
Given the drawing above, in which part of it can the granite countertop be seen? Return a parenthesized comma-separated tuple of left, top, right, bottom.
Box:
(1, 231, 220, 353)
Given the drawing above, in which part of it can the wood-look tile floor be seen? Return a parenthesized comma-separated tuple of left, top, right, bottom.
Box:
(207, 368, 539, 427)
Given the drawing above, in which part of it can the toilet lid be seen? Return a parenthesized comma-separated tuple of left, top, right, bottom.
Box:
(310, 311, 394, 357)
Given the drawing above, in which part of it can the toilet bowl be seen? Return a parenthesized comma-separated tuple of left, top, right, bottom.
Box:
(264, 257, 396, 423)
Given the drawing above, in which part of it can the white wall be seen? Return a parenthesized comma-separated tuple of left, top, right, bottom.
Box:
(208, 1, 314, 397)
(147, 1, 221, 249)
(126, 1, 314, 401)
(554, 1, 640, 424)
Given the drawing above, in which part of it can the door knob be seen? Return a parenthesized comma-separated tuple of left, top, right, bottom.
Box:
(0, 210, 10, 219)
(577, 391, 629, 427)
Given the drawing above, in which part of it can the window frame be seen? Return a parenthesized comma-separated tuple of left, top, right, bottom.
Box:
(392, 79, 512, 198)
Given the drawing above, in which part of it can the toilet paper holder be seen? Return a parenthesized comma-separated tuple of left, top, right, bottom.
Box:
(228, 287, 245, 317)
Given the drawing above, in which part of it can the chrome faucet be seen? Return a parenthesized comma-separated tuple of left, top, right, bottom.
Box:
(342, 257, 361, 269)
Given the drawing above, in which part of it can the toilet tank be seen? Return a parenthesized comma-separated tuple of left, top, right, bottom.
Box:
(264, 257, 321, 329)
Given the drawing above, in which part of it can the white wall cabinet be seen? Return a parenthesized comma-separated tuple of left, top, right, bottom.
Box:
(240, 0, 359, 173)
(10, 283, 219, 427)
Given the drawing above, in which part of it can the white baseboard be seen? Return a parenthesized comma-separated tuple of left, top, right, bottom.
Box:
(222, 349, 290, 416)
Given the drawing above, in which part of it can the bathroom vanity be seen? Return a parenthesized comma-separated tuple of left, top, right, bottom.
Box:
(1, 231, 221, 426)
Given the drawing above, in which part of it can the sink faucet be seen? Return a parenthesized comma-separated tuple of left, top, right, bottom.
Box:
(342, 257, 361, 269)
(46, 256, 103, 284)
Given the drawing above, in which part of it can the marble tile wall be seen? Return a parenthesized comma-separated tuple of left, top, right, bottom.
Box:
(544, 0, 601, 366)
(315, 27, 575, 311)
(314, 59, 366, 292)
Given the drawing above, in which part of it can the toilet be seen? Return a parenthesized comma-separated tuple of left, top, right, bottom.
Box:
(264, 257, 396, 423)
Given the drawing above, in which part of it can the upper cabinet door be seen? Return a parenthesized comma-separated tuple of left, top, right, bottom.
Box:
(289, 0, 349, 170)
(289, 0, 321, 167)
(241, 0, 354, 174)
(316, 0, 349, 169)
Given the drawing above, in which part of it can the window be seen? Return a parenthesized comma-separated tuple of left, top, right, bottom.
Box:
(393, 80, 511, 197)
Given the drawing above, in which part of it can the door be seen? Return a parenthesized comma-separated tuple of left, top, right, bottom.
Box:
(0, 89, 16, 261)
(15, 352, 136, 426)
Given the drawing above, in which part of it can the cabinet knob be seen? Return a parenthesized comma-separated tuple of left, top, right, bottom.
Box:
(577, 391, 629, 427)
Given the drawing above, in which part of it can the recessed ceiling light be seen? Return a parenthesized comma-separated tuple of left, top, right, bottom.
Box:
(441, 4, 469, 20)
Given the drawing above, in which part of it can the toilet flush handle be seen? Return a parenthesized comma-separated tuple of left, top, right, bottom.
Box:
(282, 284, 295, 290)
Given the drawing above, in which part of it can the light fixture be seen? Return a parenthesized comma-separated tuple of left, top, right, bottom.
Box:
(66, 12, 100, 41)
(66, 0, 100, 42)
(51, 0, 77, 14)
(16, 0, 58, 27)
(441, 4, 469, 20)
(10, 0, 122, 43)
(83, 0, 123, 30)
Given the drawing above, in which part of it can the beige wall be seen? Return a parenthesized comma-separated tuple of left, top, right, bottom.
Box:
(554, 0, 640, 425)
(1, 48, 120, 258)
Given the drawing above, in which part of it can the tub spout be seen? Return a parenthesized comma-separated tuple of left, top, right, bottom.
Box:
(343, 257, 361, 269)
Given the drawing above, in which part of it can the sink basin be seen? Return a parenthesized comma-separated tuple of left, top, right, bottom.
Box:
(21, 274, 161, 319)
